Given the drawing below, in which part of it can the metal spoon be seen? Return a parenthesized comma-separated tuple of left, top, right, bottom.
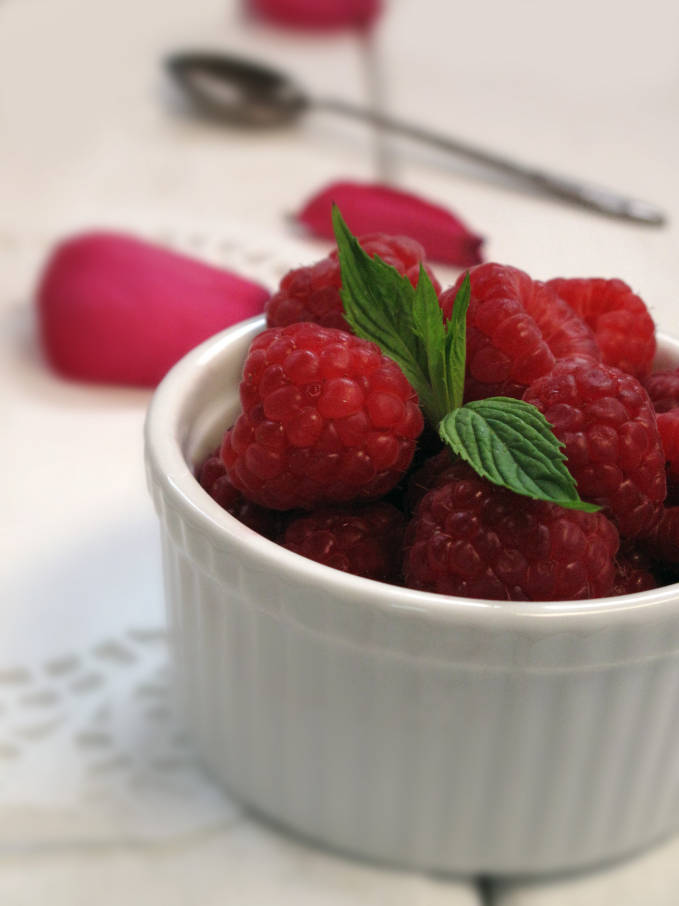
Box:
(165, 51, 666, 226)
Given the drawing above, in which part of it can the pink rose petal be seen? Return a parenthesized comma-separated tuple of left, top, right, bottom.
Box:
(296, 181, 484, 268)
(36, 232, 270, 387)
(248, 0, 381, 30)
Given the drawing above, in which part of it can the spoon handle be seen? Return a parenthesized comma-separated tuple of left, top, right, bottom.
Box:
(357, 29, 396, 184)
(315, 96, 665, 226)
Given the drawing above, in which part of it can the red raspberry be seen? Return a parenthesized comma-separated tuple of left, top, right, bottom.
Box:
(197, 449, 284, 539)
(403, 461, 619, 601)
(283, 502, 405, 582)
(405, 448, 453, 514)
(221, 323, 423, 510)
(523, 356, 666, 538)
(439, 264, 600, 402)
(265, 233, 440, 331)
(612, 545, 657, 595)
(656, 410, 679, 481)
(641, 507, 679, 567)
(645, 369, 679, 413)
(655, 409, 679, 505)
(547, 278, 655, 380)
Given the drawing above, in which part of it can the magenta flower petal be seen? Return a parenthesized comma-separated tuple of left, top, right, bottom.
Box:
(249, 0, 381, 30)
(36, 232, 270, 387)
(296, 181, 484, 267)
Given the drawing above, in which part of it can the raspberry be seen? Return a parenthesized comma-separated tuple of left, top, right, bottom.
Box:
(403, 461, 619, 601)
(645, 369, 679, 413)
(547, 278, 655, 380)
(221, 323, 423, 510)
(657, 410, 679, 480)
(405, 448, 453, 514)
(265, 233, 440, 331)
(641, 507, 679, 567)
(655, 409, 679, 505)
(197, 449, 284, 539)
(283, 502, 405, 581)
(523, 356, 666, 538)
(439, 264, 600, 402)
(612, 545, 657, 595)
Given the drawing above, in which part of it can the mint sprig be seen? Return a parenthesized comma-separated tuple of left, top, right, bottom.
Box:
(332, 205, 596, 512)
(334, 207, 469, 424)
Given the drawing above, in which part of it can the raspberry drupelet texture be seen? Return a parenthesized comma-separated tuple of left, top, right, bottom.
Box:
(439, 264, 600, 402)
(265, 233, 440, 331)
(283, 502, 405, 582)
(612, 545, 657, 596)
(405, 448, 453, 514)
(403, 461, 619, 601)
(656, 409, 679, 503)
(221, 323, 424, 510)
(547, 278, 656, 380)
(641, 507, 679, 568)
(645, 369, 679, 413)
(523, 356, 666, 538)
(197, 449, 285, 539)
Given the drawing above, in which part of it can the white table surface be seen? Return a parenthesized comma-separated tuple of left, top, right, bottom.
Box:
(1, 0, 679, 903)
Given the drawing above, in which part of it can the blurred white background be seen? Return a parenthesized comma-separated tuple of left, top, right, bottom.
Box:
(2, 0, 678, 282)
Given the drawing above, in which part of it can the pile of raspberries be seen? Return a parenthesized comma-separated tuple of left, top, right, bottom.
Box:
(197, 233, 679, 602)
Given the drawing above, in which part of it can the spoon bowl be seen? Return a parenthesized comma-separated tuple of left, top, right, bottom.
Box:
(166, 52, 309, 126)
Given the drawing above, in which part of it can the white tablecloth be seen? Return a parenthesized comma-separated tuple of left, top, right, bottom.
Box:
(2, 0, 678, 902)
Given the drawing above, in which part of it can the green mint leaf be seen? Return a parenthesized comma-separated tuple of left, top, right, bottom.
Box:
(444, 273, 470, 411)
(332, 205, 470, 425)
(439, 397, 599, 512)
(332, 205, 438, 422)
(411, 264, 451, 420)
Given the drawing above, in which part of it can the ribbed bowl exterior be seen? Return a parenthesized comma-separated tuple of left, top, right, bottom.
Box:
(145, 318, 679, 875)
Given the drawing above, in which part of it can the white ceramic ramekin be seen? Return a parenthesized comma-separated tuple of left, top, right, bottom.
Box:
(144, 316, 679, 876)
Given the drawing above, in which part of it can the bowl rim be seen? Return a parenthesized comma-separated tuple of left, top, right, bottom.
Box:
(144, 315, 679, 629)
